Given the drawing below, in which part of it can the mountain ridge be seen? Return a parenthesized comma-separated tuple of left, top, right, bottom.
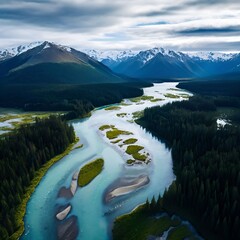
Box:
(1, 41, 240, 80)
(0, 41, 124, 85)
(87, 47, 240, 79)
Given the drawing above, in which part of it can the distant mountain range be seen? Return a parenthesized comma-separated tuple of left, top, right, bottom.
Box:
(86, 48, 240, 79)
(0, 41, 123, 84)
(1, 41, 240, 81)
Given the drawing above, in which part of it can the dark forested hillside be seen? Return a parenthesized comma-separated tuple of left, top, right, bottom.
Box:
(0, 82, 148, 117)
(137, 96, 240, 239)
(0, 116, 75, 238)
(178, 74, 240, 97)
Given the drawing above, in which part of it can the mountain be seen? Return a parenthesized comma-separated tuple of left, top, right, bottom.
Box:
(89, 48, 240, 79)
(0, 41, 150, 112)
(0, 41, 123, 84)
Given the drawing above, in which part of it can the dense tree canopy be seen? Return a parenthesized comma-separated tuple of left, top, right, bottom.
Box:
(0, 116, 75, 238)
(139, 96, 240, 239)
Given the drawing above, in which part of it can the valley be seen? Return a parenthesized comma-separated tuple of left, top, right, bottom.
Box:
(0, 40, 239, 240)
(17, 82, 200, 240)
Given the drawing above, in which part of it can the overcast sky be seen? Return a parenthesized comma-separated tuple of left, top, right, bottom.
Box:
(0, 0, 240, 52)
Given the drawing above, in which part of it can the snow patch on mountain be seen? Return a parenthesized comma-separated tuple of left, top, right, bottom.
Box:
(43, 42, 51, 50)
(84, 49, 137, 61)
(0, 41, 44, 60)
(85, 47, 188, 64)
(187, 51, 236, 61)
(0, 41, 75, 61)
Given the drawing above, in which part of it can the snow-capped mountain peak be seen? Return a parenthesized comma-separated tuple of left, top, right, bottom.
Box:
(0, 41, 76, 61)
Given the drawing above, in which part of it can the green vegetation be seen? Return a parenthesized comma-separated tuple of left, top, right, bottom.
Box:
(0, 82, 146, 117)
(125, 145, 147, 161)
(73, 144, 83, 150)
(178, 77, 240, 97)
(111, 139, 122, 144)
(113, 197, 198, 240)
(116, 113, 127, 117)
(10, 140, 77, 240)
(167, 225, 192, 240)
(138, 95, 240, 239)
(77, 158, 104, 187)
(130, 95, 155, 103)
(113, 205, 180, 240)
(0, 116, 75, 239)
(106, 128, 132, 139)
(0, 112, 63, 134)
(178, 94, 190, 99)
(126, 159, 135, 165)
(167, 88, 185, 92)
(132, 110, 144, 119)
(150, 98, 164, 102)
(99, 125, 114, 131)
(120, 102, 132, 106)
(164, 93, 180, 99)
(123, 138, 138, 144)
(105, 106, 121, 111)
(132, 152, 147, 161)
(126, 145, 144, 154)
(0, 126, 12, 132)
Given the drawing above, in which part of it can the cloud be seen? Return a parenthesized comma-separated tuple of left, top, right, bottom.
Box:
(0, 0, 239, 52)
(0, 1, 123, 30)
(175, 26, 240, 36)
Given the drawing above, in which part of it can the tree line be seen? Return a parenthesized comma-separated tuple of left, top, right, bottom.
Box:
(139, 95, 240, 239)
(0, 116, 75, 238)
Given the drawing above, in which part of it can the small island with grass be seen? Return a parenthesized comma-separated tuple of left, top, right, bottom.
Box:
(99, 124, 151, 165)
(105, 106, 121, 111)
(78, 158, 104, 187)
(164, 93, 180, 99)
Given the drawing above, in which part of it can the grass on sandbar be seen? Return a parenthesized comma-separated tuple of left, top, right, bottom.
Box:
(111, 139, 122, 144)
(126, 159, 135, 164)
(132, 152, 147, 161)
(126, 145, 147, 161)
(150, 98, 164, 102)
(99, 125, 115, 131)
(164, 93, 180, 99)
(130, 95, 154, 103)
(123, 138, 138, 144)
(105, 106, 121, 111)
(126, 145, 144, 154)
(178, 94, 190, 99)
(78, 158, 104, 187)
(106, 129, 132, 139)
(117, 113, 127, 117)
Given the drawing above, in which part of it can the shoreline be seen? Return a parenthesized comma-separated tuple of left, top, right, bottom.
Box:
(10, 139, 78, 240)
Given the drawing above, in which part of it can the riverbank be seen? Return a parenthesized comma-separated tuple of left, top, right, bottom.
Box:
(9, 139, 78, 240)
(112, 203, 202, 240)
